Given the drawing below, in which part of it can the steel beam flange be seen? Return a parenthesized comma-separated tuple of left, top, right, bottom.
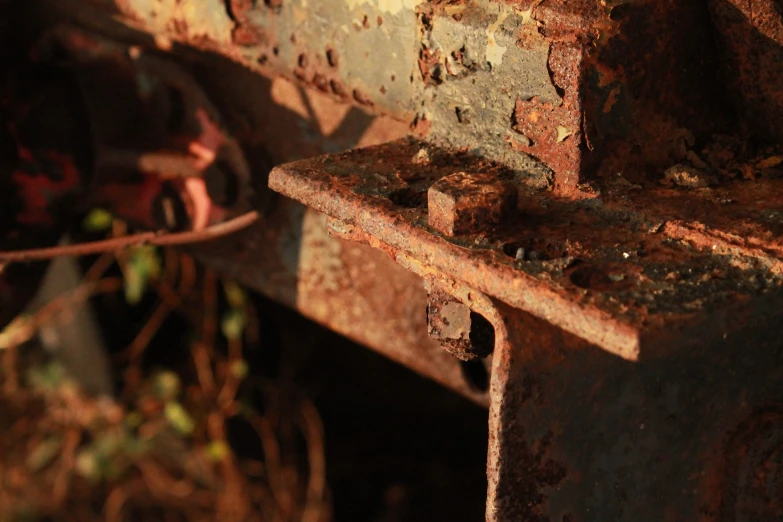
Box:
(268, 137, 783, 361)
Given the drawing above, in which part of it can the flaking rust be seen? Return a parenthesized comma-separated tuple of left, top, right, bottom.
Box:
(509, 0, 734, 194)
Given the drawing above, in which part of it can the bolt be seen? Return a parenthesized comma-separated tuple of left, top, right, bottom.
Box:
(427, 172, 517, 236)
(426, 287, 494, 361)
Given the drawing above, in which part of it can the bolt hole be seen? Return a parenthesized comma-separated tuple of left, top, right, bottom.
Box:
(455, 106, 470, 124)
(460, 360, 489, 393)
(329, 79, 347, 97)
(272, 46, 279, 56)
(297, 53, 308, 68)
(387, 188, 426, 208)
(258, 54, 268, 65)
(326, 48, 339, 68)
(502, 239, 568, 262)
(568, 263, 636, 291)
(468, 312, 494, 358)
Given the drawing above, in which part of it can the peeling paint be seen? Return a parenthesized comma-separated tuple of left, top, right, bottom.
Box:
(517, 0, 543, 25)
(556, 126, 573, 142)
(344, 0, 423, 15)
(121, 0, 234, 44)
(486, 9, 509, 67)
(444, 5, 467, 17)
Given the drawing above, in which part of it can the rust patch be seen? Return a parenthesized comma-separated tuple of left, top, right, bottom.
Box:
(426, 286, 494, 361)
(708, 0, 783, 145)
(722, 406, 783, 520)
(418, 44, 443, 86)
(410, 113, 431, 136)
(512, 92, 581, 195)
(225, 0, 267, 46)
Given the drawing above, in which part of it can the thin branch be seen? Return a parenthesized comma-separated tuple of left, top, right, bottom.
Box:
(300, 399, 327, 522)
(0, 211, 259, 263)
(0, 278, 122, 350)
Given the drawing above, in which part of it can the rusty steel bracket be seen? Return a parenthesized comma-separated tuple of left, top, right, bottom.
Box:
(269, 137, 783, 360)
(269, 137, 783, 520)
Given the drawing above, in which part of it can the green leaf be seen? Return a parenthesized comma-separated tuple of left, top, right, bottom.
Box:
(94, 431, 124, 457)
(125, 411, 143, 429)
(26, 436, 63, 472)
(124, 262, 145, 305)
(123, 434, 150, 457)
(26, 361, 66, 392)
(164, 402, 195, 436)
(153, 371, 181, 401)
(204, 440, 230, 462)
(222, 281, 247, 309)
(229, 359, 249, 381)
(75, 448, 100, 481)
(221, 309, 246, 340)
(124, 247, 161, 305)
(82, 208, 114, 232)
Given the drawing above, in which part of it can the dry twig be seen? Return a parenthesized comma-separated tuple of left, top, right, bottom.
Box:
(0, 211, 258, 263)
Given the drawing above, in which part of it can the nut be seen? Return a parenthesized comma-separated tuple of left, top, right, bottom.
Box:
(427, 172, 517, 236)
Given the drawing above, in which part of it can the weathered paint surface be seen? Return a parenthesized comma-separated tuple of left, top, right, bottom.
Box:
(344, 0, 424, 15)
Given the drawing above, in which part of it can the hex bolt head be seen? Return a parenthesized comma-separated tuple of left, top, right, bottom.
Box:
(427, 172, 517, 236)
(426, 287, 495, 361)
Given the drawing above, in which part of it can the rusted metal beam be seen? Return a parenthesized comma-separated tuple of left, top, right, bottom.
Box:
(486, 299, 783, 521)
(269, 139, 783, 520)
(269, 138, 783, 360)
(41, 0, 759, 195)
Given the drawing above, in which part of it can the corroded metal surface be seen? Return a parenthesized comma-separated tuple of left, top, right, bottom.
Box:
(709, 0, 783, 144)
(5, 2, 783, 521)
(269, 137, 783, 360)
(426, 283, 494, 361)
(486, 301, 783, 522)
(42, 0, 748, 195)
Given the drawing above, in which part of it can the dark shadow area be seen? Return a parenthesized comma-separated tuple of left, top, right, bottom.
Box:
(259, 297, 489, 522)
(708, 0, 783, 144)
